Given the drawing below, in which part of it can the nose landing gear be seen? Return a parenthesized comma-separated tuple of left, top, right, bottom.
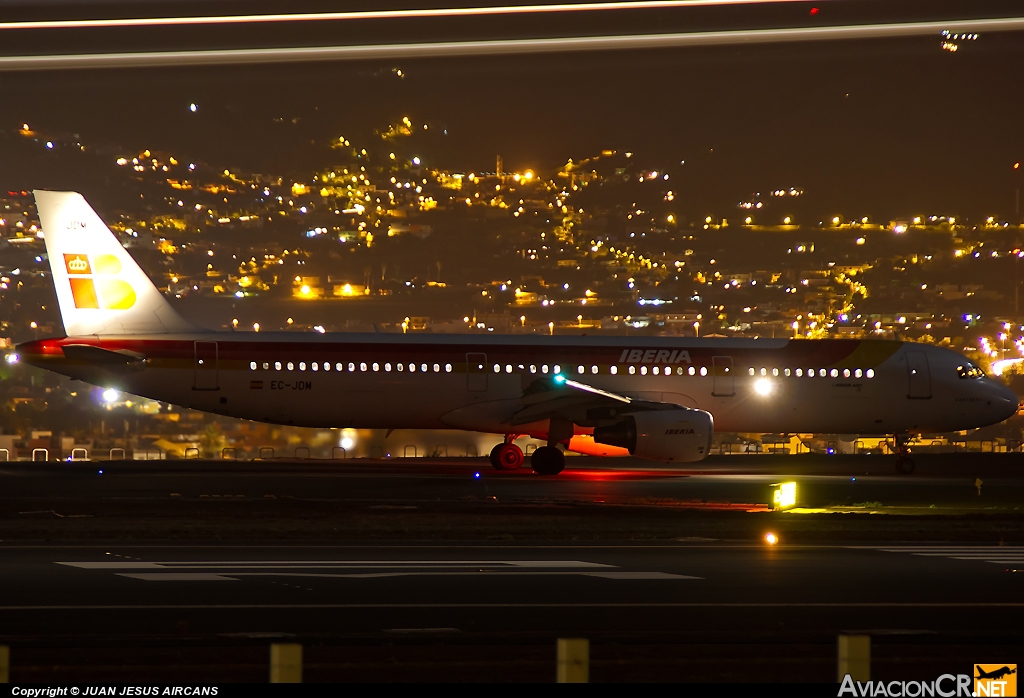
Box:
(893, 433, 916, 474)
(489, 436, 524, 470)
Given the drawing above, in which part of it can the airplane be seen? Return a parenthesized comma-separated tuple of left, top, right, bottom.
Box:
(976, 666, 1017, 681)
(10, 190, 1020, 474)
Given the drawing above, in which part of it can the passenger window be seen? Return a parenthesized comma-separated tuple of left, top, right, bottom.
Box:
(629, 366, 636, 375)
(249, 362, 257, 370)
(700, 366, 708, 376)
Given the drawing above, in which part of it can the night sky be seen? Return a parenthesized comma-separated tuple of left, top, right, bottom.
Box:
(1, 0, 1022, 220)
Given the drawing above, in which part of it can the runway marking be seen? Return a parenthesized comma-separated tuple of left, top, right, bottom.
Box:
(57, 560, 697, 581)
(876, 547, 1024, 565)
(57, 560, 615, 569)
(118, 573, 238, 581)
(1, 602, 1023, 611)
(113, 570, 698, 581)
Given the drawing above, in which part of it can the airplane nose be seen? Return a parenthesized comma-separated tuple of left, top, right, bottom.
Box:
(992, 381, 1020, 422)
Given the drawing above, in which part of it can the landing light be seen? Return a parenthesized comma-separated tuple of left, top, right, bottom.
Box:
(4, 353, 18, 364)
(102, 388, 119, 403)
(772, 482, 797, 509)
(765, 533, 779, 545)
(754, 378, 773, 396)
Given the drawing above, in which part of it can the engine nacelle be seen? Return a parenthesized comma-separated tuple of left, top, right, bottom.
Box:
(592, 408, 713, 463)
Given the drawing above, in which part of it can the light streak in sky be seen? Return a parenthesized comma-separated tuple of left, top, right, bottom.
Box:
(0, 2, 815, 31)
(1, 17, 1022, 71)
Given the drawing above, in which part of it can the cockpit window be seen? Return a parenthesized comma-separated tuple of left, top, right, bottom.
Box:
(957, 362, 985, 379)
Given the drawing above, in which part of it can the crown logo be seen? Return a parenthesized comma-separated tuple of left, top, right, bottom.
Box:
(67, 256, 88, 272)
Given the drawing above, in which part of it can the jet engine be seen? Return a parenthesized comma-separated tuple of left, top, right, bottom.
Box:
(592, 408, 713, 463)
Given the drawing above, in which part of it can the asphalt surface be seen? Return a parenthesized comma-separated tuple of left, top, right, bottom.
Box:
(1, 542, 1022, 682)
(1, 454, 1022, 682)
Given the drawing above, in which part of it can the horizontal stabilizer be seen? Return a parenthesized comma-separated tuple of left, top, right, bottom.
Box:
(61, 344, 145, 365)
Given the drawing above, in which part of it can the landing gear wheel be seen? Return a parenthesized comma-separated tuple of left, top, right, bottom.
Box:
(490, 442, 524, 470)
(532, 446, 565, 475)
(895, 456, 916, 475)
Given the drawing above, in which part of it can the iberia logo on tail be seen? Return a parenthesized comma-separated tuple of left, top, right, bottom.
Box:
(63, 253, 136, 310)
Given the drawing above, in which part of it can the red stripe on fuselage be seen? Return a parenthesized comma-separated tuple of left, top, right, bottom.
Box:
(17, 336, 901, 370)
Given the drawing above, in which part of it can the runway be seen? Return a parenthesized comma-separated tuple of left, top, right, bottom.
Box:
(1, 541, 1021, 682)
(1, 455, 1021, 681)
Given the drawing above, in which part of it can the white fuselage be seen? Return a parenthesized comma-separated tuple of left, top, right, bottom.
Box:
(20, 334, 1019, 443)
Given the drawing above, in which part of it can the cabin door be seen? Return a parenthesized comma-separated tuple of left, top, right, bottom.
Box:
(466, 353, 488, 392)
(906, 351, 931, 399)
(712, 356, 735, 397)
(193, 341, 219, 390)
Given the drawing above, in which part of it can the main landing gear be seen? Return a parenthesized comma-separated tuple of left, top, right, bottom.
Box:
(488, 436, 566, 475)
(531, 446, 565, 476)
(893, 433, 916, 475)
(489, 436, 524, 470)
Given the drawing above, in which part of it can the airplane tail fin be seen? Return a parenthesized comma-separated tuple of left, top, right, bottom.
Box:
(33, 190, 199, 337)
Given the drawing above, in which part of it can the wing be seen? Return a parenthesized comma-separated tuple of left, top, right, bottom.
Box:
(507, 374, 683, 427)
